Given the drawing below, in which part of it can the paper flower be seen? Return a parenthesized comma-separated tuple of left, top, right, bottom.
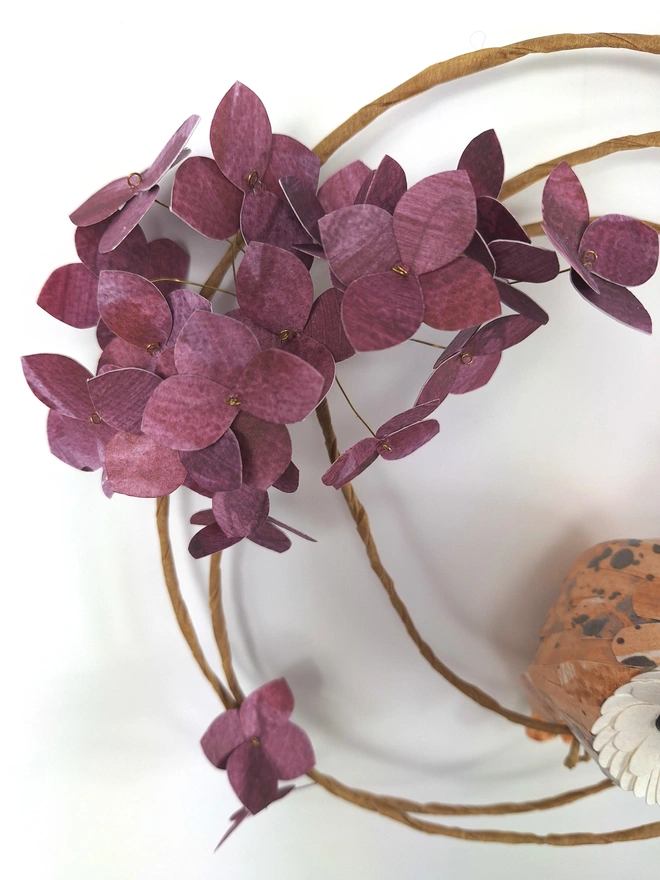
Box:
(541, 161, 658, 332)
(70, 115, 199, 252)
(188, 506, 315, 558)
(591, 668, 660, 805)
(201, 678, 315, 814)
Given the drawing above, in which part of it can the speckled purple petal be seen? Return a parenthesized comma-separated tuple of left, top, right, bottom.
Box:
(267, 518, 315, 542)
(570, 269, 652, 333)
(231, 412, 292, 490)
(171, 156, 242, 241)
(75, 220, 149, 276)
(213, 484, 269, 538)
(201, 709, 245, 769)
(211, 83, 272, 193)
(99, 188, 160, 253)
(359, 155, 407, 214)
(227, 741, 278, 814)
(280, 176, 325, 242)
(464, 231, 496, 275)
(241, 189, 313, 266)
(579, 215, 659, 286)
(104, 432, 186, 497)
(37, 263, 100, 329)
(47, 410, 109, 471)
(377, 401, 441, 437)
(147, 238, 191, 297)
(225, 308, 275, 349)
(239, 350, 323, 423)
(166, 288, 212, 345)
(98, 270, 172, 347)
(141, 115, 200, 189)
(96, 319, 115, 349)
(317, 161, 371, 213)
(458, 130, 504, 199)
(279, 334, 335, 399)
(88, 368, 161, 433)
(22, 354, 93, 418)
(476, 197, 530, 244)
(421, 257, 501, 331)
(393, 171, 476, 275)
(190, 508, 216, 526)
(378, 419, 439, 460)
(489, 240, 559, 283)
(542, 162, 590, 251)
(262, 134, 321, 194)
(236, 242, 314, 333)
(98, 337, 154, 373)
(240, 679, 295, 737)
(318, 205, 399, 286)
(305, 288, 355, 362)
(470, 315, 541, 355)
(70, 177, 133, 227)
(415, 357, 461, 407)
(353, 170, 375, 204)
(175, 312, 260, 385)
(321, 437, 379, 488)
(433, 326, 480, 369)
(342, 271, 424, 352)
(141, 375, 234, 451)
(248, 521, 291, 553)
(496, 280, 548, 325)
(273, 461, 299, 493)
(451, 353, 501, 393)
(189, 522, 241, 558)
(261, 722, 315, 779)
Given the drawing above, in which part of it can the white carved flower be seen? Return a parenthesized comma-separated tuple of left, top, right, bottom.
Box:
(591, 668, 660, 805)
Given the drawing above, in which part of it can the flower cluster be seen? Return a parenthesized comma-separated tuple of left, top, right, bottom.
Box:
(23, 82, 659, 554)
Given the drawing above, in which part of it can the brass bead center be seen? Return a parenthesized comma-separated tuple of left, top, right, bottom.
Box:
(227, 396, 242, 406)
(89, 412, 103, 425)
(460, 352, 474, 365)
(246, 170, 259, 188)
(392, 265, 409, 276)
(127, 172, 143, 188)
(146, 342, 161, 356)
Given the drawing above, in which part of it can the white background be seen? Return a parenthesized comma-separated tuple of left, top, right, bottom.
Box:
(4, 2, 660, 877)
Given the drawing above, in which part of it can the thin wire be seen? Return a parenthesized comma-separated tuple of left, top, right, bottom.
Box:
(334, 377, 376, 436)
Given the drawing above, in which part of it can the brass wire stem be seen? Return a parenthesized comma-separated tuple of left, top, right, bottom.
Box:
(334, 377, 376, 437)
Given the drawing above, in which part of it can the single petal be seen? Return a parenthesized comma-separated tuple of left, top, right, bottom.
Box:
(489, 240, 559, 283)
(175, 311, 260, 385)
(70, 176, 133, 227)
(47, 410, 109, 471)
(378, 420, 439, 460)
(421, 257, 501, 331)
(341, 271, 424, 352)
(541, 161, 590, 251)
(261, 722, 315, 779)
(141, 375, 235, 451)
(377, 401, 441, 437)
(305, 288, 355, 362)
(227, 742, 278, 814)
(87, 368, 162, 433)
(240, 678, 295, 737)
(570, 270, 652, 334)
(213, 485, 269, 539)
(248, 521, 292, 553)
(354, 170, 375, 205)
(147, 238, 191, 297)
(359, 155, 407, 214)
(201, 709, 245, 769)
(496, 280, 549, 325)
(179, 429, 243, 493)
(266, 517, 315, 542)
(190, 508, 216, 526)
(415, 357, 461, 408)
(165, 288, 212, 345)
(470, 315, 541, 355)
(630, 681, 660, 704)
(317, 160, 372, 213)
(276, 334, 335, 399)
(241, 189, 313, 264)
(210, 82, 272, 192)
(171, 156, 242, 241)
(273, 461, 299, 493)
(22, 354, 93, 418)
(104, 432, 186, 497)
(629, 731, 660, 778)
(458, 130, 504, 199)
(464, 231, 496, 274)
(141, 115, 200, 189)
(236, 242, 314, 333)
(99, 187, 160, 252)
(96, 319, 115, 349)
(75, 220, 149, 276)
(318, 205, 399, 286)
(37, 263, 99, 329)
(261, 134, 321, 195)
(189, 522, 241, 558)
(239, 349, 324, 424)
(231, 412, 292, 490)
(578, 215, 659, 286)
(393, 170, 476, 275)
(451, 353, 501, 393)
(614, 703, 660, 734)
(476, 197, 530, 244)
(433, 326, 480, 369)
(280, 176, 325, 242)
(321, 437, 379, 489)
(98, 337, 155, 373)
(98, 270, 173, 347)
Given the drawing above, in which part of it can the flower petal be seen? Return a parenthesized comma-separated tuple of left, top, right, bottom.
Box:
(98, 270, 173, 347)
(317, 160, 371, 213)
(415, 357, 461, 408)
(37, 263, 100, 329)
(422, 257, 501, 331)
(175, 311, 260, 385)
(489, 240, 559, 283)
(141, 115, 200, 189)
(227, 741, 278, 814)
(240, 678, 295, 737)
(241, 189, 313, 264)
(171, 156, 242, 241)
(266, 518, 315, 542)
(211, 82, 272, 192)
(570, 270, 652, 334)
(629, 731, 660, 777)
(318, 205, 399, 286)
(236, 242, 314, 333)
(393, 171, 476, 275)
(70, 176, 133, 227)
(358, 155, 407, 214)
(76, 219, 149, 276)
(104, 432, 186, 497)
(541, 161, 590, 251)
(261, 722, 315, 779)
(212, 485, 269, 539)
(378, 420, 439, 460)
(496, 280, 549, 325)
(279, 176, 325, 242)
(377, 401, 441, 437)
(99, 188, 160, 252)
(201, 709, 245, 769)
(231, 412, 292, 490)
(46, 410, 110, 471)
(179, 429, 243, 493)
(470, 315, 541, 355)
(87, 368, 162, 433)
(476, 197, 530, 245)
(261, 134, 321, 195)
(321, 437, 379, 489)
(451, 353, 501, 393)
(458, 130, 504, 199)
(305, 288, 355, 362)
(22, 354, 93, 419)
(239, 349, 324, 424)
(248, 521, 292, 553)
(188, 522, 241, 558)
(98, 337, 155, 373)
(165, 288, 212, 345)
(147, 238, 191, 297)
(273, 461, 299, 493)
(342, 271, 424, 352)
(579, 215, 659, 286)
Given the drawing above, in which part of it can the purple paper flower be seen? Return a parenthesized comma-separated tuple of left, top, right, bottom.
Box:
(201, 678, 315, 814)
(188, 506, 315, 558)
(541, 162, 658, 332)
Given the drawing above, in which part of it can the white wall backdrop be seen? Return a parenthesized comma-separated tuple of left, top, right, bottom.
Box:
(4, 3, 660, 878)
